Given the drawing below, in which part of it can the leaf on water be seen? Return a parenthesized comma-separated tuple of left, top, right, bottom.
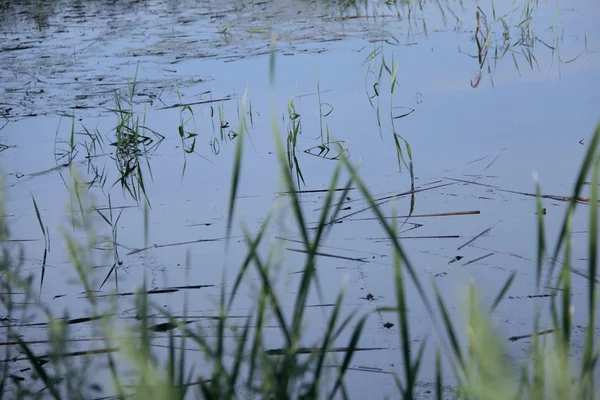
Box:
(320, 102, 334, 117)
(31, 196, 46, 238)
(392, 107, 415, 119)
(471, 71, 482, 88)
(391, 63, 399, 94)
(65, 315, 104, 325)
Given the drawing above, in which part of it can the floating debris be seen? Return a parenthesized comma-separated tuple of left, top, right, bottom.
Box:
(448, 256, 463, 265)
(509, 329, 555, 342)
(149, 320, 194, 333)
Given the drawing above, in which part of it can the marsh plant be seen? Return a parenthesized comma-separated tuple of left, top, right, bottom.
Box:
(362, 43, 416, 195)
(285, 96, 305, 188)
(51, 76, 164, 205)
(109, 74, 164, 205)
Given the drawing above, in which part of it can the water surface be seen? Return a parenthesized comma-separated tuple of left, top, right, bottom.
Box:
(1, 0, 600, 397)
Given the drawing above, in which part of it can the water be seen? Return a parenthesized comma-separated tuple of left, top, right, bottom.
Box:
(1, 0, 600, 397)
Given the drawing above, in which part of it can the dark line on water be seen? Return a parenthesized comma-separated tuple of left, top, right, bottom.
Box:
(467, 156, 488, 164)
(325, 365, 394, 375)
(1, 347, 119, 363)
(457, 227, 492, 250)
(509, 329, 555, 342)
(373, 235, 460, 241)
(157, 97, 231, 110)
(127, 236, 238, 255)
(95, 285, 215, 298)
(306, 303, 336, 308)
(484, 155, 500, 171)
(265, 346, 387, 356)
(280, 188, 356, 194)
(349, 210, 480, 222)
(462, 252, 494, 266)
(286, 248, 367, 263)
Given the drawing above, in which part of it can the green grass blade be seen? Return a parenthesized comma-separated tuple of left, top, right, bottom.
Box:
(328, 315, 367, 399)
(548, 123, 600, 282)
(240, 223, 291, 346)
(226, 89, 248, 244)
(433, 281, 465, 371)
(339, 156, 437, 327)
(246, 287, 267, 392)
(490, 271, 516, 312)
(31, 195, 46, 239)
(228, 313, 252, 395)
(309, 279, 347, 396)
(579, 154, 600, 396)
(15, 336, 61, 400)
(435, 346, 443, 400)
(535, 175, 546, 291)
(392, 216, 414, 395)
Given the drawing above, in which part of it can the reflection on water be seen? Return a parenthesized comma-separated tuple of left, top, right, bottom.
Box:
(0, 0, 599, 397)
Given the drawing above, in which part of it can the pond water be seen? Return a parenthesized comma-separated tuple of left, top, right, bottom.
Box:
(1, 0, 600, 397)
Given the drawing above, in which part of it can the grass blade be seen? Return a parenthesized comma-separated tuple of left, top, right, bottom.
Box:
(226, 88, 248, 243)
(328, 316, 367, 399)
(490, 271, 516, 312)
(15, 337, 61, 400)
